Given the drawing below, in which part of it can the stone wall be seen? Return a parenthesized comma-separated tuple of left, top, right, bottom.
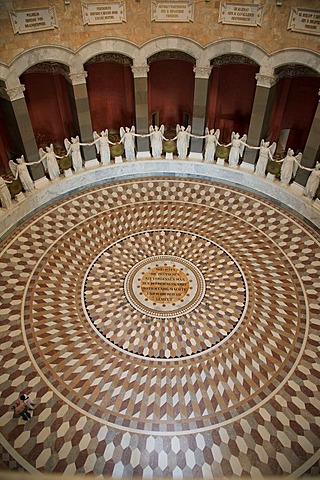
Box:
(0, 0, 319, 66)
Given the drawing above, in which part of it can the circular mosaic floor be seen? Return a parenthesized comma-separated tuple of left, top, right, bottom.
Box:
(0, 176, 319, 477)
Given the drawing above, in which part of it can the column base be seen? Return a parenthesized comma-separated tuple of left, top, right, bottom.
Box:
(15, 192, 26, 202)
(34, 177, 50, 189)
(267, 173, 276, 181)
(240, 161, 255, 172)
(64, 169, 73, 178)
(216, 158, 225, 166)
(136, 151, 151, 159)
(290, 181, 304, 195)
(85, 158, 100, 169)
(188, 152, 203, 161)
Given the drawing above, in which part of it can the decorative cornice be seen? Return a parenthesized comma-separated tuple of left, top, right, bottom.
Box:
(6, 85, 26, 101)
(193, 66, 212, 79)
(86, 53, 132, 66)
(22, 62, 70, 82)
(69, 71, 88, 85)
(255, 74, 276, 88)
(211, 54, 258, 67)
(275, 64, 320, 80)
(131, 65, 150, 78)
(148, 51, 196, 66)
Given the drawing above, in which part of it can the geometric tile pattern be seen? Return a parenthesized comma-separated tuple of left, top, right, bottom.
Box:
(0, 177, 319, 477)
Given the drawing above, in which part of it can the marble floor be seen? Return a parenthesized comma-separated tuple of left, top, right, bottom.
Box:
(0, 175, 319, 478)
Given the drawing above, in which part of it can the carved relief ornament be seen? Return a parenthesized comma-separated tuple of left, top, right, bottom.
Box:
(193, 66, 212, 79)
(69, 72, 88, 85)
(255, 74, 276, 88)
(5, 85, 26, 101)
(131, 65, 150, 78)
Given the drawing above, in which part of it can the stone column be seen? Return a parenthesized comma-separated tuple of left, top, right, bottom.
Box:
(242, 74, 277, 171)
(69, 71, 98, 167)
(6, 85, 46, 184)
(131, 64, 150, 158)
(189, 66, 212, 160)
(294, 89, 320, 190)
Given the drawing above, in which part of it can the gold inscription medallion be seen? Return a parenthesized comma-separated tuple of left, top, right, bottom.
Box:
(124, 255, 206, 318)
(140, 265, 189, 303)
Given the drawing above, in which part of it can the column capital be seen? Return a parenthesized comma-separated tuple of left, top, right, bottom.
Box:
(131, 65, 149, 78)
(193, 66, 212, 79)
(5, 85, 25, 101)
(69, 71, 88, 85)
(255, 74, 276, 88)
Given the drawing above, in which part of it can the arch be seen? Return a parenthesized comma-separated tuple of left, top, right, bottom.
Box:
(5, 46, 74, 88)
(140, 36, 204, 65)
(202, 39, 269, 68)
(0, 63, 9, 83)
(74, 37, 140, 71)
(268, 48, 320, 75)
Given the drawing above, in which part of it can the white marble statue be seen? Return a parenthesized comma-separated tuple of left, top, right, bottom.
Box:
(0, 177, 12, 209)
(64, 136, 88, 172)
(146, 125, 167, 158)
(224, 132, 248, 167)
(39, 144, 62, 180)
(204, 128, 220, 163)
(251, 140, 277, 177)
(304, 163, 320, 199)
(119, 126, 140, 161)
(92, 130, 115, 165)
(9, 155, 38, 193)
(173, 125, 192, 159)
(280, 148, 302, 186)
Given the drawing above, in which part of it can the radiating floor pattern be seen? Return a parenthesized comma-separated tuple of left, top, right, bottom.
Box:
(0, 176, 319, 478)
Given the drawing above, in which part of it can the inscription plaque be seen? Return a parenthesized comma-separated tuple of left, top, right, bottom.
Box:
(124, 255, 205, 318)
(9, 7, 58, 34)
(219, 2, 263, 27)
(82, 2, 126, 25)
(288, 8, 320, 36)
(151, 1, 194, 23)
(140, 265, 190, 303)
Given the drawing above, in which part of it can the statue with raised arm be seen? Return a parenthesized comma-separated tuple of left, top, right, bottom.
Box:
(39, 144, 63, 180)
(9, 155, 39, 193)
(173, 125, 192, 159)
(147, 125, 166, 158)
(0, 176, 12, 209)
(251, 140, 277, 177)
(119, 126, 140, 161)
(304, 163, 320, 199)
(64, 136, 89, 172)
(204, 128, 220, 163)
(280, 148, 302, 186)
(224, 132, 248, 167)
(92, 129, 115, 165)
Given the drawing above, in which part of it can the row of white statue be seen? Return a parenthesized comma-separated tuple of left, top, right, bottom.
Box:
(1, 125, 319, 210)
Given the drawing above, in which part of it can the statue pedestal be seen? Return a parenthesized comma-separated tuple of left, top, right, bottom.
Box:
(188, 152, 203, 161)
(136, 151, 150, 159)
(267, 173, 276, 182)
(85, 159, 99, 169)
(216, 158, 225, 166)
(15, 192, 26, 202)
(35, 177, 50, 189)
(240, 161, 255, 172)
(290, 182, 304, 195)
(64, 169, 73, 178)
(115, 156, 123, 163)
(165, 153, 173, 160)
